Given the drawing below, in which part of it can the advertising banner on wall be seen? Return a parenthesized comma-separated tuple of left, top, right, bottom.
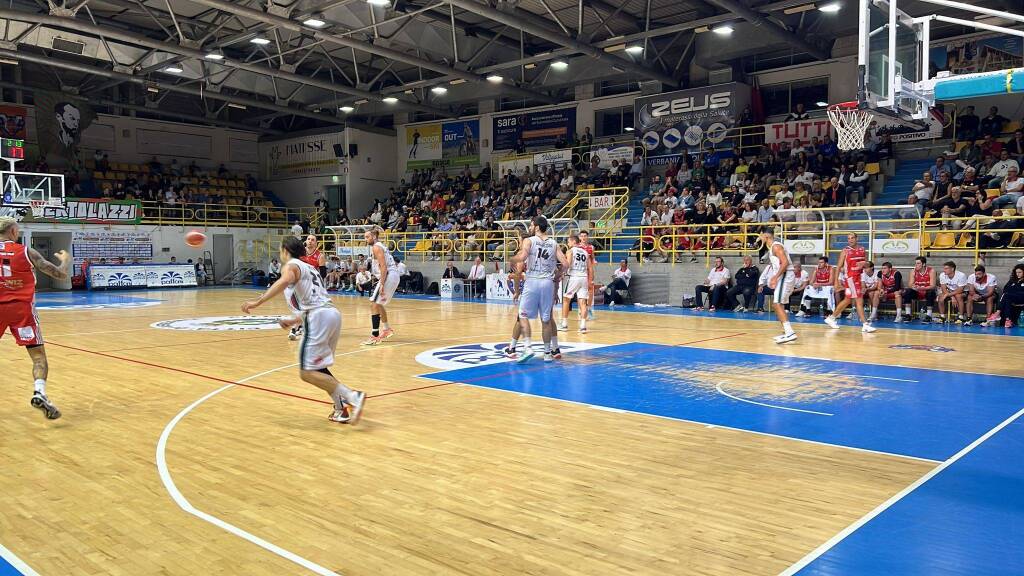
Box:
(634, 83, 750, 165)
(533, 148, 572, 168)
(71, 230, 153, 275)
(0, 105, 27, 139)
(930, 34, 1023, 75)
(37, 198, 142, 224)
(492, 107, 576, 151)
(87, 264, 197, 289)
(405, 124, 441, 170)
(869, 113, 943, 142)
(498, 155, 533, 178)
(261, 131, 345, 180)
(590, 144, 634, 169)
(765, 119, 835, 145)
(442, 120, 480, 168)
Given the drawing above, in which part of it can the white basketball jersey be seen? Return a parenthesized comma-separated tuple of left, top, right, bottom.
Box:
(370, 241, 398, 278)
(862, 270, 879, 289)
(568, 246, 589, 278)
(284, 259, 331, 312)
(525, 236, 558, 279)
(767, 240, 795, 279)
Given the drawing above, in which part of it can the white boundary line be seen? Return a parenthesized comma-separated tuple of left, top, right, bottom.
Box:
(155, 332, 505, 575)
(0, 542, 41, 576)
(716, 383, 834, 416)
(779, 405, 1024, 576)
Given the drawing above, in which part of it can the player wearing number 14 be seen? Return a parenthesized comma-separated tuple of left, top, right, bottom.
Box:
(0, 216, 71, 420)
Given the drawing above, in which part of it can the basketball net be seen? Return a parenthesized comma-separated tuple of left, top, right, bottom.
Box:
(827, 102, 874, 151)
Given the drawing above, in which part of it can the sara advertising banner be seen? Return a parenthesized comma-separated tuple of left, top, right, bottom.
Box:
(261, 132, 345, 180)
(442, 120, 480, 168)
(492, 108, 576, 151)
(0, 105, 27, 139)
(634, 83, 750, 165)
(37, 198, 141, 224)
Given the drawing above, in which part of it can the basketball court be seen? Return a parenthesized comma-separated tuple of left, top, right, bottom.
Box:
(2, 288, 1023, 575)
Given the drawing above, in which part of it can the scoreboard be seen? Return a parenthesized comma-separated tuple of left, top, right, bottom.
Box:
(2, 138, 24, 160)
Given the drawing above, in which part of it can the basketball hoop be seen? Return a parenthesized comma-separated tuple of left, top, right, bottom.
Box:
(827, 101, 874, 151)
(29, 200, 49, 218)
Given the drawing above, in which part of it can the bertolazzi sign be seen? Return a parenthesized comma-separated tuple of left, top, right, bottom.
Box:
(37, 198, 142, 224)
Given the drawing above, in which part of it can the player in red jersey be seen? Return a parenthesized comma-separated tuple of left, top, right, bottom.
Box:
(0, 216, 71, 419)
(301, 234, 327, 278)
(900, 256, 938, 323)
(578, 230, 596, 322)
(824, 232, 876, 333)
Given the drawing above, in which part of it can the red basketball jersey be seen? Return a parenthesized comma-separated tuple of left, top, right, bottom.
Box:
(301, 249, 322, 269)
(843, 245, 866, 277)
(913, 266, 933, 289)
(814, 266, 832, 284)
(881, 270, 898, 292)
(0, 241, 35, 303)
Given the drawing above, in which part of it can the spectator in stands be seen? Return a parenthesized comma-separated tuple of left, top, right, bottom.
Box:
(785, 103, 809, 121)
(354, 264, 373, 296)
(980, 106, 1009, 138)
(978, 209, 1018, 250)
(929, 156, 953, 180)
(695, 257, 730, 312)
(604, 260, 631, 305)
(955, 140, 982, 177)
(314, 191, 329, 219)
(581, 127, 594, 146)
(933, 186, 970, 229)
(987, 264, 1024, 327)
(844, 161, 870, 205)
(988, 150, 1020, 189)
(993, 166, 1022, 209)
(1007, 130, 1024, 161)
(936, 261, 968, 323)
(514, 138, 526, 154)
(148, 156, 163, 175)
(727, 255, 759, 312)
(981, 134, 1003, 158)
(957, 106, 980, 142)
(964, 264, 997, 325)
(217, 163, 229, 177)
(911, 172, 934, 212)
(628, 155, 644, 189)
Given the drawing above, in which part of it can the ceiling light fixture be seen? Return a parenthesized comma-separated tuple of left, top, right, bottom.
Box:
(431, 86, 448, 95)
(551, 60, 569, 70)
(366, 0, 390, 6)
(163, 65, 183, 73)
(624, 45, 644, 54)
(712, 24, 734, 35)
(354, 98, 369, 105)
(204, 52, 224, 61)
(449, 78, 467, 85)
(624, 126, 635, 132)
(340, 105, 355, 113)
(815, 101, 829, 107)
(486, 74, 503, 83)
(303, 14, 327, 27)
(227, 103, 247, 110)
(147, 86, 159, 93)
(382, 96, 399, 104)
(250, 37, 271, 45)
(818, 1, 842, 12)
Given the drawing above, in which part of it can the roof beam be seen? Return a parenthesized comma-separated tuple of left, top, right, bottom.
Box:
(444, 0, 679, 86)
(701, 0, 829, 60)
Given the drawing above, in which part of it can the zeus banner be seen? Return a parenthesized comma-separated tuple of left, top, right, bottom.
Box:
(634, 83, 750, 165)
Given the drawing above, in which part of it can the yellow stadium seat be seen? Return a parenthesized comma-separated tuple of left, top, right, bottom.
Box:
(410, 239, 432, 252)
(986, 189, 1001, 199)
(865, 162, 881, 175)
(953, 141, 968, 153)
(92, 171, 104, 180)
(769, 185, 783, 193)
(1004, 208, 1018, 216)
(930, 232, 955, 249)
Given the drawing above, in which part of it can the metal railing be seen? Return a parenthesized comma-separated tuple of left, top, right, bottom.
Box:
(554, 186, 630, 232)
(137, 201, 321, 228)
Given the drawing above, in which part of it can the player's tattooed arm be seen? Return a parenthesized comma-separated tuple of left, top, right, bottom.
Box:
(28, 248, 70, 280)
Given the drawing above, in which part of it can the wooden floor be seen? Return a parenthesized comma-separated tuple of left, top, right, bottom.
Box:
(1, 289, 1021, 575)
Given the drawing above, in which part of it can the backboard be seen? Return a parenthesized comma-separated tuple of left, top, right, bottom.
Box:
(859, 0, 929, 122)
(0, 171, 66, 221)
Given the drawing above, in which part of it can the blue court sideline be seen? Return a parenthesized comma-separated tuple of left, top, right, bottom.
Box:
(421, 343, 1024, 575)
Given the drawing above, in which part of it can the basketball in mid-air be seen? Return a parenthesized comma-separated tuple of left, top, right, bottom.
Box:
(185, 230, 207, 247)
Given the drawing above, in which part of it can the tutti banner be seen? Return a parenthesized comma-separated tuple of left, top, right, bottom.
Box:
(35, 91, 96, 161)
(634, 83, 750, 165)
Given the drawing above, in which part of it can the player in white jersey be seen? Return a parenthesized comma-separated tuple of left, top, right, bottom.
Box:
(559, 234, 593, 333)
(760, 228, 798, 344)
(511, 216, 568, 362)
(363, 227, 400, 345)
(242, 236, 366, 424)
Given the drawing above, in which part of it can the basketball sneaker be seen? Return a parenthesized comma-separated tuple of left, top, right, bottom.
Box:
(346, 391, 366, 425)
(795, 310, 807, 318)
(919, 315, 931, 324)
(543, 352, 554, 362)
(30, 392, 61, 420)
(379, 328, 395, 341)
(578, 326, 588, 334)
(587, 309, 595, 321)
(502, 345, 518, 359)
(824, 315, 839, 329)
(328, 406, 350, 423)
(862, 323, 877, 333)
(962, 318, 973, 326)
(551, 348, 562, 359)
(361, 335, 381, 346)
(558, 320, 568, 331)
(288, 326, 303, 341)
(517, 348, 536, 363)
(773, 332, 798, 344)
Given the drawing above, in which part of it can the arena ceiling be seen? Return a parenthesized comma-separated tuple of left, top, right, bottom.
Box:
(0, 0, 1015, 134)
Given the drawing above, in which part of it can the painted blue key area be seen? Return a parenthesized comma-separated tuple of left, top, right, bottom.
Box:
(421, 343, 1024, 462)
(0, 555, 25, 576)
(798, 417, 1024, 576)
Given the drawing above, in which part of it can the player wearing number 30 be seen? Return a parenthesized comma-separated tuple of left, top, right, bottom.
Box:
(559, 234, 592, 333)
(511, 216, 568, 363)
(242, 236, 365, 424)
(761, 228, 798, 344)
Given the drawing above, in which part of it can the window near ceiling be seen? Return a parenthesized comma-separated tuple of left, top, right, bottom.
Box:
(596, 79, 641, 97)
(499, 98, 531, 112)
(595, 106, 633, 138)
(761, 77, 829, 117)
